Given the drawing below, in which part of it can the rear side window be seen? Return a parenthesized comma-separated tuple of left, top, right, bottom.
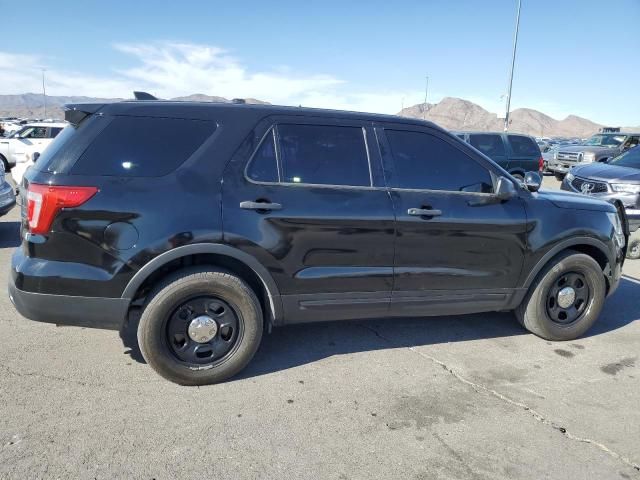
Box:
(507, 135, 539, 157)
(71, 116, 216, 177)
(469, 134, 506, 157)
(247, 130, 278, 182)
(386, 130, 493, 193)
(49, 127, 63, 138)
(277, 124, 370, 186)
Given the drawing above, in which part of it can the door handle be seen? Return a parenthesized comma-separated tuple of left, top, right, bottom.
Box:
(240, 200, 282, 211)
(408, 208, 442, 217)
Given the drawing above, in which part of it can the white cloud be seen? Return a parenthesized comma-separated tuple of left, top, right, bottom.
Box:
(0, 42, 424, 114)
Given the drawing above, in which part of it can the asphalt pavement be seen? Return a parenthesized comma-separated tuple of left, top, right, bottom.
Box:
(0, 177, 638, 479)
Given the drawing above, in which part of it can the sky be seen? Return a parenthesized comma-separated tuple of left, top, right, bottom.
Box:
(0, 0, 638, 125)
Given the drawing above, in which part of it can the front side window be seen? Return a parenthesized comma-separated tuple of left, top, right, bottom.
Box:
(470, 134, 506, 157)
(277, 124, 370, 186)
(19, 126, 47, 139)
(386, 130, 493, 193)
(507, 135, 539, 156)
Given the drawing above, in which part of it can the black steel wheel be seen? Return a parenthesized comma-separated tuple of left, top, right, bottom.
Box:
(138, 268, 263, 385)
(545, 272, 590, 325)
(516, 251, 605, 341)
(165, 296, 241, 365)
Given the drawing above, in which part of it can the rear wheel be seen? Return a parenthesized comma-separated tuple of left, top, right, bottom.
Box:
(554, 173, 565, 181)
(138, 268, 263, 385)
(516, 251, 606, 340)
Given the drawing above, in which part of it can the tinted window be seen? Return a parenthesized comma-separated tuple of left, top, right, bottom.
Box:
(469, 134, 506, 158)
(72, 116, 216, 177)
(507, 135, 540, 157)
(247, 130, 278, 182)
(278, 124, 370, 186)
(49, 127, 63, 138)
(386, 130, 493, 193)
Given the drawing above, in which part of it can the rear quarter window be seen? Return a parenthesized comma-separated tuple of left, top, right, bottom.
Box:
(71, 116, 216, 177)
(507, 135, 540, 157)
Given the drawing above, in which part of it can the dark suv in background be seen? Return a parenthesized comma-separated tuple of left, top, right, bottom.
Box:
(9, 98, 628, 385)
(454, 131, 543, 180)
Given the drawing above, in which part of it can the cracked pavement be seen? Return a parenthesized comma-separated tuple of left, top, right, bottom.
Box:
(1, 178, 639, 479)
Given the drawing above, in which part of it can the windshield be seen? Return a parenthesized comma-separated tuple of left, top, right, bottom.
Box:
(609, 146, 640, 169)
(584, 134, 625, 147)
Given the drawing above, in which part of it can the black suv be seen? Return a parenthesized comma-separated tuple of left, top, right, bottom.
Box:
(8, 99, 628, 385)
(453, 131, 543, 180)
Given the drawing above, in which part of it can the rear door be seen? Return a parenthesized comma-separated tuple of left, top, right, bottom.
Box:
(468, 133, 508, 169)
(222, 116, 395, 324)
(376, 124, 528, 316)
(506, 134, 541, 175)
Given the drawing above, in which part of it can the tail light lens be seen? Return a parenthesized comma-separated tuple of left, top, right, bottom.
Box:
(26, 184, 98, 235)
(538, 156, 544, 172)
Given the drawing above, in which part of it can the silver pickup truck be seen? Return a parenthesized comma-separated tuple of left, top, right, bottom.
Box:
(548, 132, 640, 180)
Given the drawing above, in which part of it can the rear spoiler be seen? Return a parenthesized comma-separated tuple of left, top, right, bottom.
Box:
(64, 103, 104, 125)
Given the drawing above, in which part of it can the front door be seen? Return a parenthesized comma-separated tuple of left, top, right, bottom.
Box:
(223, 117, 395, 323)
(376, 125, 528, 316)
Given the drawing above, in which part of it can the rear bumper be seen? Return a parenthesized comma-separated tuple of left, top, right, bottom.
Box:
(8, 262, 129, 331)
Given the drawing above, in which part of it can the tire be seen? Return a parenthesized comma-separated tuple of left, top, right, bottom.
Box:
(627, 240, 640, 260)
(0, 155, 9, 172)
(511, 173, 524, 181)
(554, 173, 565, 181)
(516, 251, 606, 341)
(138, 267, 263, 385)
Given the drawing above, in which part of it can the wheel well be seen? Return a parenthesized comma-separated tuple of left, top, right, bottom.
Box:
(0, 154, 8, 170)
(130, 253, 272, 325)
(563, 244, 611, 292)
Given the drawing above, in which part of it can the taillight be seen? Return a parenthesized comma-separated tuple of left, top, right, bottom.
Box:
(26, 184, 98, 235)
(538, 156, 544, 172)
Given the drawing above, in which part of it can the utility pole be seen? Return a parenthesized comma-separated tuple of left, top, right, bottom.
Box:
(41, 68, 47, 119)
(504, 0, 521, 132)
(423, 75, 429, 120)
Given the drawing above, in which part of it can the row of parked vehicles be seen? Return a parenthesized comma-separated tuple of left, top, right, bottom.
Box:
(5, 93, 636, 385)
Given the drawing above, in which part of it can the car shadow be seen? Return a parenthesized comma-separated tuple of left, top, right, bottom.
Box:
(120, 277, 640, 376)
(0, 220, 21, 248)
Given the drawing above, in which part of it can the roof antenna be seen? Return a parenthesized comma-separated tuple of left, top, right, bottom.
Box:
(133, 91, 158, 101)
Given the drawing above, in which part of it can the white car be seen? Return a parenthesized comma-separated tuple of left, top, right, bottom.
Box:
(0, 122, 66, 172)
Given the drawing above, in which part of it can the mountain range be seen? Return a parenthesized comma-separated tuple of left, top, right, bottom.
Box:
(1, 93, 635, 137)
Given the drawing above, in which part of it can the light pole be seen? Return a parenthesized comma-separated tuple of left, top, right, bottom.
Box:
(423, 75, 429, 120)
(41, 68, 47, 119)
(504, 0, 521, 132)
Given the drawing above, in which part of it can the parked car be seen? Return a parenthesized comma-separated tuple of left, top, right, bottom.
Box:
(0, 162, 15, 217)
(9, 98, 628, 385)
(0, 122, 65, 171)
(454, 131, 543, 180)
(561, 146, 640, 259)
(547, 132, 640, 180)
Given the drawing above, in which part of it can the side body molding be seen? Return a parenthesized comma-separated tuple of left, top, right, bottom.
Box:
(121, 243, 283, 323)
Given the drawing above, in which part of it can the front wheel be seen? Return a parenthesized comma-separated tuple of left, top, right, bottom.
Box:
(516, 251, 606, 341)
(138, 268, 263, 385)
(627, 240, 640, 260)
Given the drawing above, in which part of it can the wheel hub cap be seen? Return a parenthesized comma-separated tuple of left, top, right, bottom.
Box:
(557, 286, 576, 309)
(188, 315, 218, 343)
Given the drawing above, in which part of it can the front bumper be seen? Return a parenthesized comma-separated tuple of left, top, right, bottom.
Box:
(561, 178, 640, 233)
(9, 252, 129, 330)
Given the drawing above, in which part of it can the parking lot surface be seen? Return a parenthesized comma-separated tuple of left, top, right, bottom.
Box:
(1, 178, 639, 479)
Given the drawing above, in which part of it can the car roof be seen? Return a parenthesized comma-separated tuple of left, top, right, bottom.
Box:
(76, 100, 441, 129)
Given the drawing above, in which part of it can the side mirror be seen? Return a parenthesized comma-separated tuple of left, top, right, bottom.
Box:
(523, 171, 542, 192)
(495, 176, 517, 200)
(32, 152, 40, 162)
